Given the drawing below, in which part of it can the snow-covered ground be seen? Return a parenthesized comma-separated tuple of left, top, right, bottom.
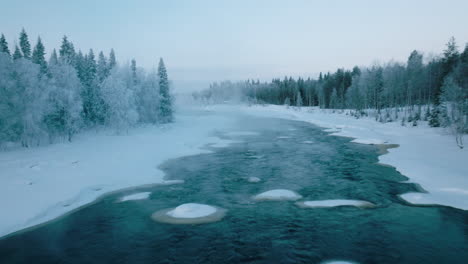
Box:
(229, 104, 468, 210)
(1, 103, 466, 237)
(253, 189, 303, 201)
(0, 108, 239, 238)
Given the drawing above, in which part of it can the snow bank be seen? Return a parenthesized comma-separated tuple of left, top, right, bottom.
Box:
(232, 104, 468, 210)
(296, 199, 375, 208)
(151, 203, 226, 224)
(119, 192, 151, 202)
(0, 108, 239, 238)
(253, 189, 302, 201)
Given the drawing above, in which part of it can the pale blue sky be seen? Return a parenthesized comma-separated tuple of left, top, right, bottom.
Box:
(2, 0, 468, 91)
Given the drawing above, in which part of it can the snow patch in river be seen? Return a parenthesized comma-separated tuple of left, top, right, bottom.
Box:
(321, 260, 359, 264)
(119, 192, 151, 202)
(247, 177, 261, 183)
(297, 199, 375, 208)
(277, 136, 291, 139)
(302, 140, 314, 144)
(253, 189, 302, 201)
(151, 203, 226, 224)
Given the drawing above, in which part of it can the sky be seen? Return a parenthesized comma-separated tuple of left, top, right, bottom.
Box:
(2, 0, 468, 92)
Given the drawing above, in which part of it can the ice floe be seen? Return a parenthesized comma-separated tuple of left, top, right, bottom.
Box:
(247, 177, 261, 183)
(119, 192, 151, 202)
(296, 199, 375, 208)
(253, 189, 302, 201)
(151, 203, 226, 224)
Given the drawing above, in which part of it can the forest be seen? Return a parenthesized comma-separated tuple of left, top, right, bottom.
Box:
(196, 37, 467, 146)
(0, 29, 173, 148)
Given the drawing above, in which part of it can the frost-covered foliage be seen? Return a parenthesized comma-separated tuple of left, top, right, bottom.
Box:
(197, 37, 468, 146)
(0, 29, 173, 148)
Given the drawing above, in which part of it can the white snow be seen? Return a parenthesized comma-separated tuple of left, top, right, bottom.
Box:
(166, 203, 217, 218)
(0, 108, 239, 238)
(277, 136, 291, 139)
(302, 140, 314, 144)
(1, 103, 467, 237)
(224, 131, 259, 137)
(297, 199, 375, 208)
(231, 104, 468, 210)
(119, 192, 151, 202)
(253, 189, 302, 201)
(320, 261, 358, 264)
(247, 177, 261, 183)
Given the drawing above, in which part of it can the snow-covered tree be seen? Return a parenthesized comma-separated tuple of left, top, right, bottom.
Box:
(108, 49, 116, 70)
(97, 51, 109, 82)
(101, 68, 138, 132)
(19, 29, 31, 59)
(32, 37, 47, 74)
(0, 34, 10, 56)
(158, 58, 173, 123)
(44, 61, 83, 141)
(13, 45, 22, 60)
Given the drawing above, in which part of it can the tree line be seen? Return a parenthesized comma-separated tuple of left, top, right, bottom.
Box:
(0, 29, 173, 148)
(196, 37, 467, 147)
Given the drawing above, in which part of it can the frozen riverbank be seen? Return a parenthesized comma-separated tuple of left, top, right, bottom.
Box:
(0, 108, 238, 238)
(227, 104, 468, 210)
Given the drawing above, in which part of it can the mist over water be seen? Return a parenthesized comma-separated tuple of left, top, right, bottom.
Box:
(0, 116, 467, 264)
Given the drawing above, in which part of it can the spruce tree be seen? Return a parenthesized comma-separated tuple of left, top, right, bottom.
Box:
(49, 49, 58, 65)
(131, 59, 137, 85)
(97, 51, 108, 82)
(13, 45, 22, 60)
(19, 28, 31, 59)
(32, 37, 47, 74)
(59, 36, 76, 64)
(109, 49, 116, 70)
(0, 34, 10, 56)
(158, 58, 173, 123)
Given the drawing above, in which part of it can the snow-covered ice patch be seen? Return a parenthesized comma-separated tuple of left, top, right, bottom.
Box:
(324, 128, 341, 133)
(247, 177, 261, 183)
(302, 140, 314, 144)
(351, 138, 387, 145)
(151, 203, 226, 224)
(253, 189, 302, 201)
(119, 192, 151, 202)
(224, 131, 259, 137)
(277, 136, 291, 139)
(320, 260, 359, 264)
(296, 199, 375, 208)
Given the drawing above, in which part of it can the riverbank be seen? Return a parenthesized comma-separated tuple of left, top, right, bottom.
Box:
(1, 104, 466, 238)
(227, 104, 468, 210)
(0, 108, 238, 238)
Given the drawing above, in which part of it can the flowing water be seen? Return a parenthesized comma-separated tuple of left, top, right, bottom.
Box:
(0, 116, 467, 264)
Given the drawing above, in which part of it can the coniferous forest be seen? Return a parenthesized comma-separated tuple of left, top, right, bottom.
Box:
(0, 29, 173, 148)
(196, 37, 467, 146)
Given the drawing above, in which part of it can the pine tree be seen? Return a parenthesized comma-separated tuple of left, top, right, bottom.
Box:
(32, 37, 47, 74)
(109, 49, 116, 70)
(158, 58, 173, 123)
(131, 59, 137, 85)
(97, 51, 108, 82)
(19, 29, 31, 59)
(59, 36, 75, 64)
(0, 34, 10, 56)
(49, 49, 58, 65)
(13, 45, 22, 60)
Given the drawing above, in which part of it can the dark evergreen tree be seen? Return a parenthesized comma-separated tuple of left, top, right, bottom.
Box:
(158, 58, 173, 123)
(49, 49, 58, 65)
(19, 28, 31, 59)
(59, 36, 76, 64)
(12, 45, 22, 60)
(32, 37, 47, 74)
(131, 59, 137, 85)
(0, 34, 10, 56)
(109, 49, 116, 69)
(97, 51, 108, 82)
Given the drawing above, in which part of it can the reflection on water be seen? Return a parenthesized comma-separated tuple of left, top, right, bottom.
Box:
(0, 117, 467, 264)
